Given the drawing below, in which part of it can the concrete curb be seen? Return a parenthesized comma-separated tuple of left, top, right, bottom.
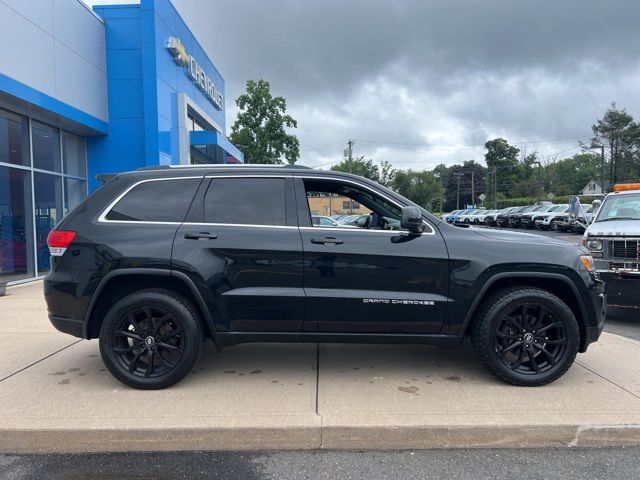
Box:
(1, 424, 639, 453)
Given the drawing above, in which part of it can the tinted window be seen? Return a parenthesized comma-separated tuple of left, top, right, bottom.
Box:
(204, 178, 286, 226)
(106, 179, 200, 222)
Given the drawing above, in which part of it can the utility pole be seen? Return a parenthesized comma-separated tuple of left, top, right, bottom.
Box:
(493, 167, 497, 209)
(471, 170, 475, 207)
(453, 172, 464, 210)
(588, 143, 606, 194)
(345, 139, 354, 174)
(599, 144, 605, 193)
(345, 139, 354, 212)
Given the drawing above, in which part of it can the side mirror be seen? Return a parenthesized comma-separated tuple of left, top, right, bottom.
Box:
(401, 206, 426, 234)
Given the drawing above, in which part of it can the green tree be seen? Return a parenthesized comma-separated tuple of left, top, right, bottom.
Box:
(484, 138, 520, 198)
(379, 160, 397, 187)
(331, 156, 380, 181)
(543, 153, 601, 196)
(591, 102, 637, 185)
(229, 79, 300, 164)
(391, 170, 441, 211)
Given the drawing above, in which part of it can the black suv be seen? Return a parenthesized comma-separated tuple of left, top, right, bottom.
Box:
(45, 165, 605, 389)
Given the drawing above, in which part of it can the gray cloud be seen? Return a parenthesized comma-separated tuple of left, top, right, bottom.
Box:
(116, 0, 640, 169)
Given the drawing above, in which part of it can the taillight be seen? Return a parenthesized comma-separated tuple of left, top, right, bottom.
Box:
(47, 230, 77, 256)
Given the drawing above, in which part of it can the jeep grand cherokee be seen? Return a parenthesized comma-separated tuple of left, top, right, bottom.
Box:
(45, 165, 605, 389)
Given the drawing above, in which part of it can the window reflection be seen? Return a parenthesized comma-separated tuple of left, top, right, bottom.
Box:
(0, 166, 35, 283)
(34, 173, 63, 273)
(32, 121, 61, 172)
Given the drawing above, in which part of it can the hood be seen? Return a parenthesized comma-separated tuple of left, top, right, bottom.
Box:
(586, 220, 640, 237)
(471, 227, 569, 246)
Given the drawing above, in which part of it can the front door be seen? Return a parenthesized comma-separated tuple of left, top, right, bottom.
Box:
(172, 174, 304, 332)
(295, 176, 449, 334)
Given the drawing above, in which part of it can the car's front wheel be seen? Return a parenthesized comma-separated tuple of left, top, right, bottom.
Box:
(99, 289, 204, 389)
(471, 286, 579, 386)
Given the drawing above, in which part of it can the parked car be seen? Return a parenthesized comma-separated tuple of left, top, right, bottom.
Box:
(45, 165, 604, 389)
(507, 205, 540, 228)
(444, 209, 466, 223)
(581, 184, 640, 318)
(485, 207, 516, 227)
(534, 205, 571, 230)
(473, 209, 499, 224)
(565, 205, 598, 233)
(458, 209, 486, 224)
(339, 214, 369, 228)
(520, 205, 557, 229)
(312, 215, 339, 227)
(496, 206, 526, 227)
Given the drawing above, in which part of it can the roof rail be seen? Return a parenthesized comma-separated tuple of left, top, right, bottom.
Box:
(136, 163, 312, 171)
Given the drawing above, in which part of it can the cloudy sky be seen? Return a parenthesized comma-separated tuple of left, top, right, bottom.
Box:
(87, 0, 640, 170)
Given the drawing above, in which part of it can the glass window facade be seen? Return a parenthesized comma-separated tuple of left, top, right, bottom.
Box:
(0, 109, 87, 284)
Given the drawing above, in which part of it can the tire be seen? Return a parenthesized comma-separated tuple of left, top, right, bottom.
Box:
(99, 289, 204, 389)
(470, 286, 579, 386)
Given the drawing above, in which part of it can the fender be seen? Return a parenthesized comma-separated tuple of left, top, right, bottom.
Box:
(457, 271, 588, 338)
(83, 268, 217, 340)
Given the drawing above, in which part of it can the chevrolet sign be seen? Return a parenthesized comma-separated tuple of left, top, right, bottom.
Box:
(166, 36, 223, 111)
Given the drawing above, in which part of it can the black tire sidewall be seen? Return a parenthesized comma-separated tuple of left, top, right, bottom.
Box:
(99, 291, 202, 389)
(474, 288, 579, 386)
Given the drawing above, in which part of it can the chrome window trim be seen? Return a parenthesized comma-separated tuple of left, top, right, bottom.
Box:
(97, 176, 203, 224)
(183, 222, 297, 229)
(97, 173, 436, 236)
(294, 174, 436, 236)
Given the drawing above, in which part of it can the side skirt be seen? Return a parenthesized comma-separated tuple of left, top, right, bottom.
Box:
(216, 332, 461, 349)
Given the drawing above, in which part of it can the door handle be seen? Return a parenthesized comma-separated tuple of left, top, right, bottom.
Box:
(184, 232, 218, 240)
(311, 237, 343, 245)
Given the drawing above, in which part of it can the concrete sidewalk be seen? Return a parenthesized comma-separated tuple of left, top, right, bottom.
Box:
(1, 281, 639, 452)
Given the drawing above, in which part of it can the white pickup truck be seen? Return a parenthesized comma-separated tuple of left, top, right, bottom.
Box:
(582, 184, 640, 318)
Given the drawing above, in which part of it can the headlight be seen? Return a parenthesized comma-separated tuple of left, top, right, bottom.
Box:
(586, 239, 603, 252)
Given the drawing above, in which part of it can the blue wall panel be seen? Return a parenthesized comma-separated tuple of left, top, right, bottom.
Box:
(87, 0, 238, 192)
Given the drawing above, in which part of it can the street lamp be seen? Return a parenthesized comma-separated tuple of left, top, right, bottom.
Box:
(588, 143, 605, 194)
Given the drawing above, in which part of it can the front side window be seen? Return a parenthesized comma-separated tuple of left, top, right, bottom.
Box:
(304, 179, 405, 230)
(204, 178, 286, 226)
(106, 179, 200, 222)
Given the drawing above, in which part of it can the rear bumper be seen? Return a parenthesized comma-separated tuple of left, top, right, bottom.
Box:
(49, 314, 86, 338)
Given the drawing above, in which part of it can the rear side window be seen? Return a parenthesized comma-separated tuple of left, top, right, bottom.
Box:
(204, 178, 286, 226)
(105, 178, 200, 222)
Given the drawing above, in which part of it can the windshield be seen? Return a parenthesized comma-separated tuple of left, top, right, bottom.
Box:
(595, 193, 640, 222)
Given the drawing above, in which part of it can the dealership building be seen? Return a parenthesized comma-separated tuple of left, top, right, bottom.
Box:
(0, 0, 243, 284)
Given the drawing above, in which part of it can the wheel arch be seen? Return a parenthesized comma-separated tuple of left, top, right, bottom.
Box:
(84, 269, 216, 341)
(460, 272, 589, 352)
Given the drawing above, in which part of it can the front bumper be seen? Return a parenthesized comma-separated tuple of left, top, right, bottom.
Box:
(596, 267, 640, 318)
(584, 277, 606, 349)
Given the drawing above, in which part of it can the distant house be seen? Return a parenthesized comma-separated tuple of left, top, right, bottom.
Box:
(581, 180, 604, 196)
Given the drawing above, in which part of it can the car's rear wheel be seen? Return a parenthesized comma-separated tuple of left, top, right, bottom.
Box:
(471, 286, 579, 386)
(99, 289, 204, 389)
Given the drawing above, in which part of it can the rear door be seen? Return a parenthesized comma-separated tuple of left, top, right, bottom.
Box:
(295, 176, 450, 334)
(172, 174, 305, 332)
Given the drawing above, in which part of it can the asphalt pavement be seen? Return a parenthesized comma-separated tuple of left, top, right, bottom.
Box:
(2, 447, 639, 480)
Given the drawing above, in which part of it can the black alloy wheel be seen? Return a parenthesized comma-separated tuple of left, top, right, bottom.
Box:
(493, 303, 567, 376)
(111, 305, 183, 379)
(99, 290, 204, 389)
(471, 286, 578, 386)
